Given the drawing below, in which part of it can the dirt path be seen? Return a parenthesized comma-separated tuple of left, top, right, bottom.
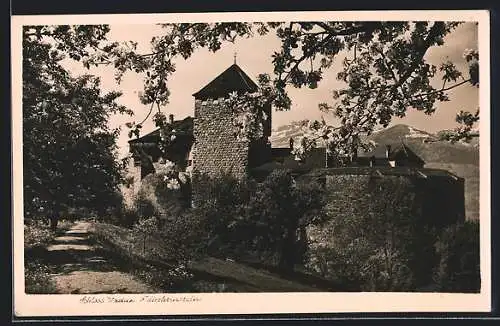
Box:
(45, 221, 157, 294)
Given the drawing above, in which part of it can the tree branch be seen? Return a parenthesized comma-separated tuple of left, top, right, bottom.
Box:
(410, 78, 471, 99)
(391, 22, 446, 90)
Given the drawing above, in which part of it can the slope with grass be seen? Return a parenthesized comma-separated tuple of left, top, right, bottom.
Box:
(91, 222, 339, 292)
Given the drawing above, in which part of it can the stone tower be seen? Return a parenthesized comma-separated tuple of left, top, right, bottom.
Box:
(191, 63, 272, 181)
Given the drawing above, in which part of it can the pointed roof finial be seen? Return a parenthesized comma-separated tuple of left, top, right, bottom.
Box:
(234, 52, 237, 65)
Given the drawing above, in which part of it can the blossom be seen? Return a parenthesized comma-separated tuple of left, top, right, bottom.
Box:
(463, 48, 479, 62)
(178, 172, 188, 184)
(166, 178, 180, 190)
(164, 160, 175, 169)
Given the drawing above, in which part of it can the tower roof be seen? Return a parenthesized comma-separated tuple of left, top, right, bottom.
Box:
(192, 63, 258, 100)
(390, 143, 426, 165)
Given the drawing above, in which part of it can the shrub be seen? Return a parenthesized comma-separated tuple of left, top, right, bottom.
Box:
(189, 172, 256, 259)
(25, 260, 57, 294)
(114, 206, 140, 228)
(24, 220, 53, 249)
(243, 169, 327, 271)
(135, 170, 191, 223)
(159, 211, 210, 262)
(192, 170, 327, 271)
(434, 220, 480, 292)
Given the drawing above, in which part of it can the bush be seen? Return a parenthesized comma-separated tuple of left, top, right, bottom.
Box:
(243, 169, 327, 271)
(113, 206, 140, 228)
(158, 211, 210, 263)
(191, 170, 327, 272)
(24, 218, 74, 248)
(25, 260, 57, 294)
(189, 172, 256, 259)
(24, 220, 53, 249)
(135, 170, 191, 223)
(434, 220, 480, 292)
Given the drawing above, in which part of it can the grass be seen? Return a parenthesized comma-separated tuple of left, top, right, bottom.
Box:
(24, 260, 58, 294)
(24, 219, 75, 249)
(90, 222, 219, 292)
(91, 222, 332, 292)
(24, 218, 75, 294)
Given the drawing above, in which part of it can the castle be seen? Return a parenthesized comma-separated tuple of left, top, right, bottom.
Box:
(126, 63, 466, 230)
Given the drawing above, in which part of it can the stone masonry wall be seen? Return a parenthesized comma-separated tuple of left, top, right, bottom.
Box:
(192, 98, 249, 178)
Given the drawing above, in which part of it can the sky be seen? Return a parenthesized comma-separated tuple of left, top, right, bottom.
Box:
(62, 22, 479, 158)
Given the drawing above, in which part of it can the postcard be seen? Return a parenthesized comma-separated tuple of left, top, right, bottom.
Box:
(11, 10, 491, 317)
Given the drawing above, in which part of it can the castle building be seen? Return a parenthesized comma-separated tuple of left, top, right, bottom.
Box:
(191, 63, 272, 178)
(126, 63, 465, 231)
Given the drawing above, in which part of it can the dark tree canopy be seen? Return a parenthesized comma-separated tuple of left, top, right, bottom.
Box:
(23, 25, 133, 219)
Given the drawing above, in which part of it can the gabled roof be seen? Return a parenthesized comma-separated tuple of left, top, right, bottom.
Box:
(128, 116, 194, 144)
(357, 144, 390, 159)
(193, 64, 259, 100)
(357, 142, 425, 164)
(390, 143, 425, 165)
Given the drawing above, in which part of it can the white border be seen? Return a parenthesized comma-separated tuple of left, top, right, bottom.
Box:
(12, 10, 491, 317)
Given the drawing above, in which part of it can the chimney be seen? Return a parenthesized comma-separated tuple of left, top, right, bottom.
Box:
(169, 114, 174, 124)
(385, 145, 391, 159)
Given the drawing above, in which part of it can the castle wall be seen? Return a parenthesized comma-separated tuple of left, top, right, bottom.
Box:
(304, 170, 465, 288)
(320, 172, 465, 231)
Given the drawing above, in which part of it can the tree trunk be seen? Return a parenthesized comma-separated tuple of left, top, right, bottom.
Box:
(279, 229, 297, 273)
(50, 214, 59, 232)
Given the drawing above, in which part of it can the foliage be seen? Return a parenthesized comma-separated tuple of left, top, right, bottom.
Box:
(111, 206, 140, 228)
(242, 170, 327, 271)
(306, 177, 434, 291)
(190, 172, 256, 258)
(438, 109, 479, 143)
(158, 211, 210, 263)
(134, 165, 192, 223)
(24, 219, 74, 249)
(23, 25, 132, 220)
(24, 260, 58, 294)
(191, 170, 327, 272)
(434, 220, 480, 292)
(24, 221, 53, 249)
(74, 22, 480, 158)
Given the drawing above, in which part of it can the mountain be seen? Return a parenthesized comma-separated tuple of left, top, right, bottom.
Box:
(270, 120, 310, 148)
(270, 123, 480, 220)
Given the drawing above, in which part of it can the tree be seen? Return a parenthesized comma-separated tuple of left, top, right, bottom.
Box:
(23, 25, 133, 229)
(308, 177, 432, 291)
(83, 22, 479, 160)
(243, 170, 327, 271)
(434, 220, 480, 292)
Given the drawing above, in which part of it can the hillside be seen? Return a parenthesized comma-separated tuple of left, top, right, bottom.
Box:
(270, 123, 480, 220)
